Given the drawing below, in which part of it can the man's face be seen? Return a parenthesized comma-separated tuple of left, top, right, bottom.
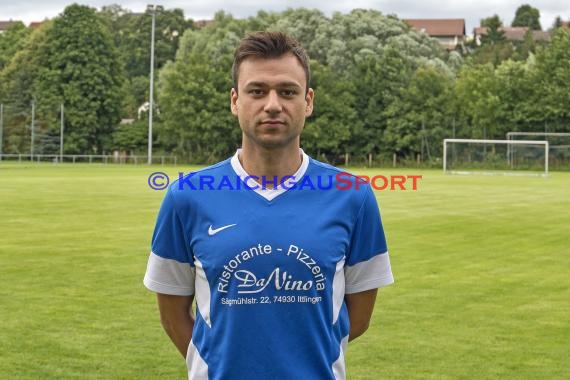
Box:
(230, 53, 314, 150)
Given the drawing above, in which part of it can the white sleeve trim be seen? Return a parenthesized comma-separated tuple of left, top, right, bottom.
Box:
(345, 252, 394, 294)
(143, 252, 195, 296)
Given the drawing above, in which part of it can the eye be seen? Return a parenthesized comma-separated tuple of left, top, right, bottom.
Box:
(281, 89, 297, 97)
(248, 89, 265, 96)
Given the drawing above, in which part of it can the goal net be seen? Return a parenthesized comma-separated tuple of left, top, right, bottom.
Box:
(507, 132, 570, 171)
(443, 139, 549, 176)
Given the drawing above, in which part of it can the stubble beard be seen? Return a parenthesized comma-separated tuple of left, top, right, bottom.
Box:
(242, 121, 302, 150)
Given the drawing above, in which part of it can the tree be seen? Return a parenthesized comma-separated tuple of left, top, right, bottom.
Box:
(302, 62, 358, 161)
(532, 28, 570, 130)
(474, 15, 511, 66)
(272, 8, 328, 52)
(99, 3, 130, 22)
(511, 29, 538, 61)
(494, 58, 536, 134)
(157, 23, 241, 162)
(0, 21, 30, 70)
(480, 15, 503, 28)
(474, 14, 540, 65)
(0, 23, 52, 154)
(480, 15, 506, 45)
(156, 8, 457, 163)
(552, 16, 564, 30)
(112, 120, 148, 153)
(471, 42, 514, 66)
(35, 4, 124, 154)
(454, 63, 501, 139)
(311, 9, 442, 72)
(349, 45, 416, 160)
(384, 64, 455, 161)
(97, 6, 193, 121)
(512, 4, 542, 30)
(116, 7, 192, 79)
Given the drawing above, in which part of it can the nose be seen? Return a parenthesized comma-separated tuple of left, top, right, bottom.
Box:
(263, 90, 282, 115)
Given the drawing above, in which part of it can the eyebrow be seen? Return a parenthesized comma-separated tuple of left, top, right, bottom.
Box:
(244, 81, 302, 89)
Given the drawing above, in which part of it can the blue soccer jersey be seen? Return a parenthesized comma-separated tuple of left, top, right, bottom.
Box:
(144, 150, 394, 380)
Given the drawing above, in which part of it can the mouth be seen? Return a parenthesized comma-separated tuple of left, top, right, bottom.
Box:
(259, 120, 286, 127)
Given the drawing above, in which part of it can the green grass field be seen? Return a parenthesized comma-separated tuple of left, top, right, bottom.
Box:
(1, 163, 568, 379)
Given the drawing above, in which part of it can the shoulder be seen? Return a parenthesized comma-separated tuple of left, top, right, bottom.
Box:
(306, 157, 372, 192)
(304, 156, 375, 209)
(306, 156, 364, 182)
(183, 157, 233, 179)
(306, 156, 345, 175)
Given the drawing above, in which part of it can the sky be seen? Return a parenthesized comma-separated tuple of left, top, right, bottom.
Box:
(1, 0, 569, 34)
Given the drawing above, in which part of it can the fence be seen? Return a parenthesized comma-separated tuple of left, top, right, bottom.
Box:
(0, 154, 178, 165)
(0, 153, 442, 168)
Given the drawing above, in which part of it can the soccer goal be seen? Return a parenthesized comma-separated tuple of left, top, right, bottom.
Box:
(443, 139, 549, 176)
(507, 132, 570, 171)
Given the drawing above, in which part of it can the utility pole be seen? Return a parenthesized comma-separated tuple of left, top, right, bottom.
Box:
(31, 101, 35, 161)
(147, 5, 163, 165)
(0, 104, 3, 161)
(60, 103, 64, 163)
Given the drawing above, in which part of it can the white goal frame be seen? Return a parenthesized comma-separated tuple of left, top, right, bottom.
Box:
(443, 138, 549, 176)
(506, 132, 570, 167)
(506, 132, 570, 139)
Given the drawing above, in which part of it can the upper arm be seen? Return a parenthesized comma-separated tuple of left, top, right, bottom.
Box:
(345, 187, 393, 293)
(344, 186, 393, 341)
(156, 293, 195, 357)
(144, 188, 196, 296)
(345, 288, 378, 341)
(157, 293, 194, 320)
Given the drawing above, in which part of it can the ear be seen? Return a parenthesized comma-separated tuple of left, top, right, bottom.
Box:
(304, 88, 315, 117)
(230, 88, 239, 116)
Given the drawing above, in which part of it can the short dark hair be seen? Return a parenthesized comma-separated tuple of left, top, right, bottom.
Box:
(232, 31, 311, 93)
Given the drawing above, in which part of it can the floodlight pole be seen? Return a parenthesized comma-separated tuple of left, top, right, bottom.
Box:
(544, 140, 550, 175)
(31, 101, 35, 161)
(147, 4, 161, 165)
(60, 103, 64, 163)
(0, 103, 3, 161)
(443, 140, 447, 174)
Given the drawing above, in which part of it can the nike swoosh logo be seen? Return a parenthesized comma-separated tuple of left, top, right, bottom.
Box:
(208, 224, 237, 236)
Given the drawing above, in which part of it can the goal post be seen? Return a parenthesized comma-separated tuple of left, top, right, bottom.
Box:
(506, 132, 570, 139)
(507, 132, 570, 171)
(443, 139, 549, 176)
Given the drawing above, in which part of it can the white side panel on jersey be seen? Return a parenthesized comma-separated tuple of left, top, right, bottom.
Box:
(144, 252, 195, 296)
(332, 257, 346, 324)
(186, 340, 209, 379)
(345, 252, 394, 294)
(194, 258, 212, 328)
(332, 335, 348, 380)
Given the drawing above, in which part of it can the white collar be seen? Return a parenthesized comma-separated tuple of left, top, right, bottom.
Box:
(230, 149, 309, 201)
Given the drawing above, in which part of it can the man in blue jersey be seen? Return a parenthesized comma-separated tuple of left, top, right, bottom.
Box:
(144, 31, 394, 379)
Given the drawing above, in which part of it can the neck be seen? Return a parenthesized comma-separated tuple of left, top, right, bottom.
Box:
(239, 144, 302, 188)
